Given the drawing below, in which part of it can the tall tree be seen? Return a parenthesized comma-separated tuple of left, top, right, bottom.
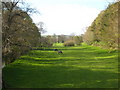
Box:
(83, 1, 119, 49)
(2, 0, 40, 64)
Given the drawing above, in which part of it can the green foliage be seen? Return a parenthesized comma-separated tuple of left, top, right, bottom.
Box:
(2, 44, 118, 88)
(83, 2, 119, 49)
(40, 36, 54, 47)
(64, 40, 75, 47)
(83, 30, 95, 45)
(53, 43, 64, 47)
(73, 36, 83, 45)
(2, 2, 41, 64)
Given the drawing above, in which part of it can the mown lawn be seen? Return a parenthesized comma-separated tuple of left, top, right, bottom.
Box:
(2, 43, 118, 88)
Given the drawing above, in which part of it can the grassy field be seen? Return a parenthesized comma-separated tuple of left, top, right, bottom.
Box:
(2, 43, 118, 88)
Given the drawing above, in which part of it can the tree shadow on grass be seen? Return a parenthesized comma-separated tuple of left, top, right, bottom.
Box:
(32, 48, 96, 51)
(28, 48, 117, 60)
(3, 64, 118, 88)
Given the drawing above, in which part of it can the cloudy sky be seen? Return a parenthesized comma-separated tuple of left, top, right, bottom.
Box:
(25, 0, 114, 35)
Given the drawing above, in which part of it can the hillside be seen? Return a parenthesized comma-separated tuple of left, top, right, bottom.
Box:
(83, 1, 119, 49)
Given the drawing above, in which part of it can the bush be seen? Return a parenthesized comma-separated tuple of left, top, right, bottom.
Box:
(64, 40, 75, 46)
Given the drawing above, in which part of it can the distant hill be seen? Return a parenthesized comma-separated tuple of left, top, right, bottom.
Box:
(83, 1, 119, 49)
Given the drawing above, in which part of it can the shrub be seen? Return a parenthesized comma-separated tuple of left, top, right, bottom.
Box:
(64, 40, 75, 46)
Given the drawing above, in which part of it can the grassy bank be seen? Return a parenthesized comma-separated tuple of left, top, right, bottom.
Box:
(2, 43, 118, 88)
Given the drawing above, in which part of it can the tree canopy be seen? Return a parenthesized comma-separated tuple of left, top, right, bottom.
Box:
(2, 0, 41, 64)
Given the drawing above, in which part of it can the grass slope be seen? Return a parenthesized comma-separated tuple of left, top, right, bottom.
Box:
(3, 43, 118, 88)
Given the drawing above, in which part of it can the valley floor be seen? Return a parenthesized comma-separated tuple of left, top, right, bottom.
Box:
(2, 44, 118, 88)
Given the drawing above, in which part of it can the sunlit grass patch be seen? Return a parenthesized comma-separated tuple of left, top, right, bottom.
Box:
(53, 43, 64, 47)
(95, 55, 118, 59)
(3, 43, 118, 88)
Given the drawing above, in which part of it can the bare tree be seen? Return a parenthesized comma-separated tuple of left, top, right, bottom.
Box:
(37, 22, 47, 34)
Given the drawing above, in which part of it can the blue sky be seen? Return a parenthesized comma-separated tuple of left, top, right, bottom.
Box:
(26, 0, 113, 10)
(25, 0, 114, 35)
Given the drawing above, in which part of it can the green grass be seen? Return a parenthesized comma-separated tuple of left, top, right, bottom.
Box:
(3, 43, 118, 88)
(53, 43, 64, 47)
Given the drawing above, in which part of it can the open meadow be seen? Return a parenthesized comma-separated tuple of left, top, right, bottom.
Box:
(2, 43, 118, 88)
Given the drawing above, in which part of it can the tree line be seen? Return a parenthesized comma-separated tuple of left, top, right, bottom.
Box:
(2, 0, 41, 65)
(40, 34, 83, 47)
(83, 1, 119, 50)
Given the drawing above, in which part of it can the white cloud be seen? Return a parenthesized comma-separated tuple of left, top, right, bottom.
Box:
(31, 4, 100, 35)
